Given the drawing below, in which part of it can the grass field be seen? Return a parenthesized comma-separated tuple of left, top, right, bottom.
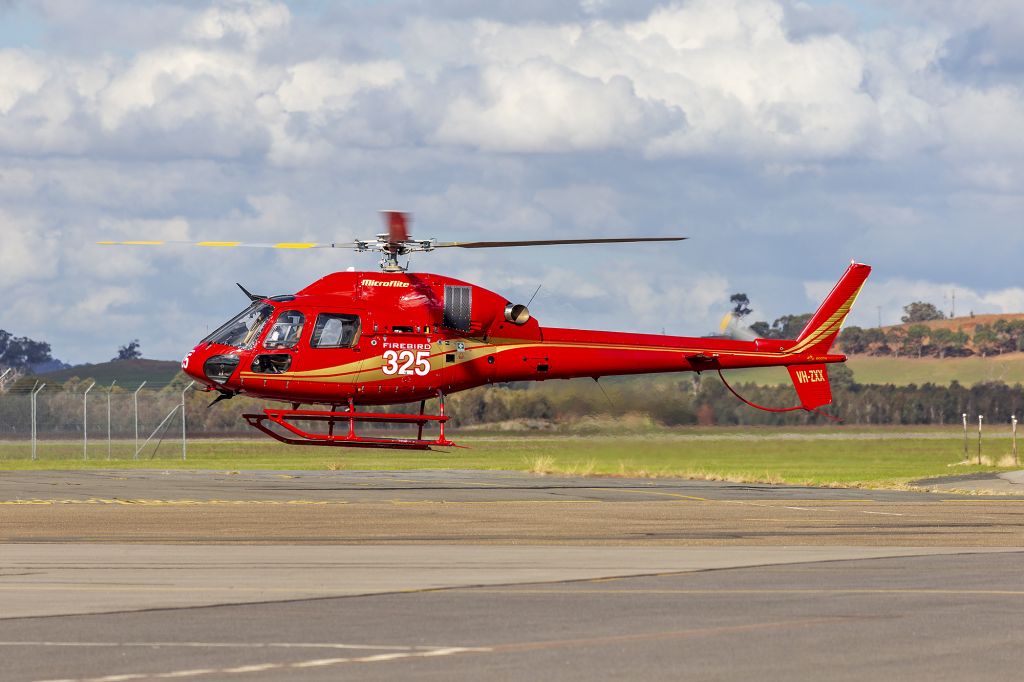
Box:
(1, 427, 1018, 488)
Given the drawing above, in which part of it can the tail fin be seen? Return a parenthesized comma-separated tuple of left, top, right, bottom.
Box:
(719, 262, 870, 417)
(789, 262, 871, 356)
(788, 364, 832, 410)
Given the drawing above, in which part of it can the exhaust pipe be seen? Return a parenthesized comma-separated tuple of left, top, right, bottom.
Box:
(504, 303, 530, 325)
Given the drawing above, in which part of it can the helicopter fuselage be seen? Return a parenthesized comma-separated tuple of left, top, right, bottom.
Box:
(180, 270, 845, 406)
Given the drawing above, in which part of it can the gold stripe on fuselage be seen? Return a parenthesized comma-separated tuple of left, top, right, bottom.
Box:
(238, 336, 823, 386)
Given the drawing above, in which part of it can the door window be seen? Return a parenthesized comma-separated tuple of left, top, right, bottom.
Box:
(310, 313, 361, 348)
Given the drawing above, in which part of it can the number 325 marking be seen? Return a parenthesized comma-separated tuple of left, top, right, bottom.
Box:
(381, 350, 431, 376)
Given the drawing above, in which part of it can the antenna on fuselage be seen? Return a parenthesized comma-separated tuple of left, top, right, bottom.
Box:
(236, 283, 266, 302)
(527, 284, 542, 307)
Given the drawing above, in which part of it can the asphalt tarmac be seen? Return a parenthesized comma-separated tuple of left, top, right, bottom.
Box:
(2, 469, 1024, 681)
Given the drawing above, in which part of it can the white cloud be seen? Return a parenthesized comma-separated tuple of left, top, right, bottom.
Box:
(0, 49, 49, 114)
(0, 0, 1023, 364)
(185, 0, 291, 50)
(0, 209, 58, 289)
(943, 85, 1024, 160)
(0, 0, 1018, 165)
(436, 60, 675, 152)
(277, 59, 404, 114)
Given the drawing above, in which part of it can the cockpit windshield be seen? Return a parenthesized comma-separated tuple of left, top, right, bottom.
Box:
(202, 303, 274, 349)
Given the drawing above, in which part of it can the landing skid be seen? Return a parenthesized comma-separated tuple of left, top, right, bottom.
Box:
(243, 397, 455, 450)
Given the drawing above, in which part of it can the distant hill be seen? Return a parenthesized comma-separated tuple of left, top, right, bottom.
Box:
(33, 359, 182, 389)
(882, 312, 1024, 336)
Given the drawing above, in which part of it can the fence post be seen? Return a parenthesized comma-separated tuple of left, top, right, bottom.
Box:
(977, 415, 984, 465)
(1013, 416, 1018, 467)
(962, 413, 968, 460)
(133, 381, 146, 460)
(30, 381, 39, 460)
(83, 381, 95, 460)
(181, 381, 194, 461)
(33, 383, 46, 460)
(106, 380, 116, 460)
(0, 368, 11, 390)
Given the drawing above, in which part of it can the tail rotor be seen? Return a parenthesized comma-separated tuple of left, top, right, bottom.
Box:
(719, 312, 758, 342)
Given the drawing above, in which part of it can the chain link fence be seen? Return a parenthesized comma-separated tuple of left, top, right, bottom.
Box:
(0, 380, 205, 461)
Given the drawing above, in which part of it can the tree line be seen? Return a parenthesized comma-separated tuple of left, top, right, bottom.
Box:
(731, 294, 1024, 359)
(838, 319, 1024, 358)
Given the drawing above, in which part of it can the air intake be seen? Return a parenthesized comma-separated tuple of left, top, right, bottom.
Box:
(443, 285, 472, 331)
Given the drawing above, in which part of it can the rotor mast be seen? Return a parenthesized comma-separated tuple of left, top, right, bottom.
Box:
(367, 211, 433, 273)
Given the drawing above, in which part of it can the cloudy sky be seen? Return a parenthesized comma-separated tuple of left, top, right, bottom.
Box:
(1, 0, 1022, 364)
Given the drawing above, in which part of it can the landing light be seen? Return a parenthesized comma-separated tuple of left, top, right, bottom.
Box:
(204, 355, 240, 384)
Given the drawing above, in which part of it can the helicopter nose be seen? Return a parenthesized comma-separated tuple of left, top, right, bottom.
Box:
(181, 345, 242, 388)
(181, 346, 209, 384)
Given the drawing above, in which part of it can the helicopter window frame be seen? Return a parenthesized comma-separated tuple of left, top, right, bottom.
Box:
(263, 310, 306, 350)
(202, 302, 275, 350)
(310, 313, 362, 349)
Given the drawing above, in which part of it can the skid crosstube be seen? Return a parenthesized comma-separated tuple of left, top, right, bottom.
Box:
(242, 405, 455, 450)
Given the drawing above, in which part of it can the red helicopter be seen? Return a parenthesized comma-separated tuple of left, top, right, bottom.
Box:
(101, 212, 870, 449)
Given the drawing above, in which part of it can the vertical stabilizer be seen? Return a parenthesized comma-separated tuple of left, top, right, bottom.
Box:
(790, 262, 871, 356)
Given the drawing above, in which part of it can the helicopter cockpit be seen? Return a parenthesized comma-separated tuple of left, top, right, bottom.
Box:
(202, 302, 275, 349)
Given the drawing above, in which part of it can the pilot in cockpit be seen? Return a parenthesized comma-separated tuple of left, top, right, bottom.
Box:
(264, 311, 305, 349)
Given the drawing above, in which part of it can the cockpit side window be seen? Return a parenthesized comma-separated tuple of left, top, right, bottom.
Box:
(263, 310, 305, 349)
(203, 303, 274, 349)
(310, 313, 361, 348)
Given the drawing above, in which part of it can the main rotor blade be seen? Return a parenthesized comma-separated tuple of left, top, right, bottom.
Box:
(432, 236, 687, 249)
(96, 240, 354, 249)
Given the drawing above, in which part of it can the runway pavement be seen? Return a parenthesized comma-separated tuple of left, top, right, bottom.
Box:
(2, 469, 1024, 681)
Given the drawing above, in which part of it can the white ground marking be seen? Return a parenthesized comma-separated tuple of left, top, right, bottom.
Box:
(30, 643, 490, 682)
(153, 671, 218, 679)
(0, 641, 427, 650)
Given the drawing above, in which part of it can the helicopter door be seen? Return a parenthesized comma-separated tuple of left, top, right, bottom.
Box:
(303, 311, 364, 395)
(246, 310, 306, 390)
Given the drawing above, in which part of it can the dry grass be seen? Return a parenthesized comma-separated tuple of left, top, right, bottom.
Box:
(528, 460, 935, 490)
(565, 459, 597, 476)
(525, 457, 598, 476)
(524, 455, 556, 474)
(948, 455, 1021, 467)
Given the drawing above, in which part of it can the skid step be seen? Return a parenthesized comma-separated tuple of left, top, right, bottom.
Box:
(242, 398, 455, 450)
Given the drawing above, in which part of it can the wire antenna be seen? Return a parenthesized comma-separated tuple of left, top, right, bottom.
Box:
(593, 377, 615, 408)
(527, 284, 542, 307)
